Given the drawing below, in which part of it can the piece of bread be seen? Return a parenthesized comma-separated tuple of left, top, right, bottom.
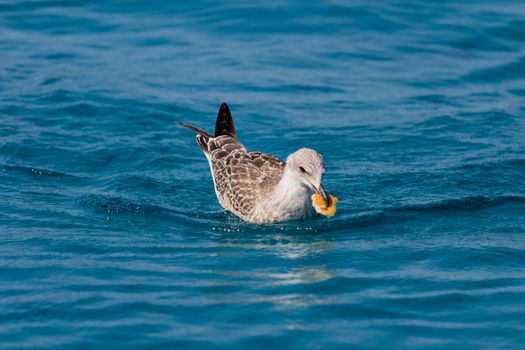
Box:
(312, 194, 339, 217)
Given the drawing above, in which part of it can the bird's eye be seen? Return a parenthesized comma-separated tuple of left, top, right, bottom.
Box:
(299, 166, 307, 173)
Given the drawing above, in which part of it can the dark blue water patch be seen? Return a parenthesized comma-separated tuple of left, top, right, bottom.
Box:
(330, 195, 525, 232)
(0, 164, 83, 186)
(40, 77, 60, 86)
(488, 19, 525, 42)
(76, 194, 191, 226)
(40, 53, 79, 61)
(447, 34, 516, 53)
(406, 78, 462, 89)
(328, 50, 393, 62)
(440, 17, 525, 54)
(23, 89, 79, 104)
(182, 4, 408, 36)
(0, 1, 79, 12)
(409, 95, 463, 107)
(463, 56, 525, 83)
(4, 11, 121, 35)
(79, 194, 156, 216)
(394, 195, 525, 213)
(507, 88, 525, 96)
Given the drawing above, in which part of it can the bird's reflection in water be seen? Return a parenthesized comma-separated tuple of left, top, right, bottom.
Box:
(206, 222, 335, 308)
(211, 219, 333, 260)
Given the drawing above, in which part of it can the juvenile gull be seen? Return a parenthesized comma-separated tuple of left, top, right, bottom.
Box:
(178, 103, 331, 223)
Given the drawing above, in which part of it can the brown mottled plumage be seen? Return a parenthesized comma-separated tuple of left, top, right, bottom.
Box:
(178, 103, 329, 223)
(198, 134, 285, 219)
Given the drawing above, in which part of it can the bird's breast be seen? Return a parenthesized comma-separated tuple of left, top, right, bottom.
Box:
(251, 177, 314, 222)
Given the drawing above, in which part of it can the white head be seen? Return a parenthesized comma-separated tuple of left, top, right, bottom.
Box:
(285, 148, 330, 205)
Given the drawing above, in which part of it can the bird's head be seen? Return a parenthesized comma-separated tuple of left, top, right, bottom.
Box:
(285, 148, 330, 206)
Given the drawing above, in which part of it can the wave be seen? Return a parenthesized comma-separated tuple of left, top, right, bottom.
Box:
(76, 193, 224, 228)
(396, 195, 525, 213)
(1, 163, 82, 181)
(463, 56, 525, 83)
(78, 193, 178, 216)
(336, 195, 525, 230)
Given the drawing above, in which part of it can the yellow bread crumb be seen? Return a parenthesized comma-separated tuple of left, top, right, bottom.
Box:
(312, 193, 339, 217)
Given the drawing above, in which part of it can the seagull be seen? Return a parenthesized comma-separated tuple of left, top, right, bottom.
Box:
(178, 103, 331, 223)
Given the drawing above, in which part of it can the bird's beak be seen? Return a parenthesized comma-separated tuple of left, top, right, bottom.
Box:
(309, 181, 330, 207)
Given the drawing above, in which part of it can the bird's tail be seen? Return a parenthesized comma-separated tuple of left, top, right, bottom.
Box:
(178, 102, 237, 153)
(177, 121, 212, 154)
(177, 102, 236, 138)
(214, 102, 236, 138)
(176, 122, 214, 138)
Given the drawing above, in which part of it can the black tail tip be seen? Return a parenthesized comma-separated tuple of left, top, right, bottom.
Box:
(219, 102, 230, 112)
(215, 102, 236, 137)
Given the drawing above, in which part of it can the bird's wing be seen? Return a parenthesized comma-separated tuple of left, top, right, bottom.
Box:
(247, 152, 285, 198)
(207, 137, 285, 217)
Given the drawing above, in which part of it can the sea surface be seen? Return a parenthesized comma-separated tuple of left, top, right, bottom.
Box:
(1, 1, 525, 349)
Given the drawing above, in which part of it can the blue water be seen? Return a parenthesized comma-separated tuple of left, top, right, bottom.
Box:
(1, 1, 525, 349)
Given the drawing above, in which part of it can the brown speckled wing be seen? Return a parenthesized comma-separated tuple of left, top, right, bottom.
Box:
(201, 135, 285, 218)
